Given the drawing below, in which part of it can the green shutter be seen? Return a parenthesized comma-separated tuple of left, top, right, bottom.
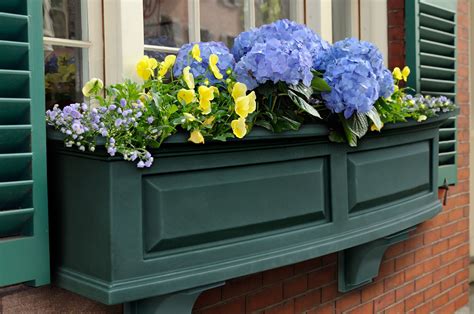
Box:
(405, 0, 458, 186)
(0, 0, 50, 287)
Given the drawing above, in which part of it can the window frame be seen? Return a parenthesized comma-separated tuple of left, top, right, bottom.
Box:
(43, 0, 104, 83)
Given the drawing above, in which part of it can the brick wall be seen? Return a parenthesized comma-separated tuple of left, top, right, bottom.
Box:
(0, 1, 470, 313)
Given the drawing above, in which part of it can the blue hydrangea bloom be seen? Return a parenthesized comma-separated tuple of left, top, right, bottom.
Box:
(232, 19, 331, 70)
(322, 37, 394, 98)
(173, 41, 235, 84)
(322, 57, 379, 118)
(233, 38, 313, 90)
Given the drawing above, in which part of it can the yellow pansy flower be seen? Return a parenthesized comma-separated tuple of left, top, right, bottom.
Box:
(231, 117, 247, 139)
(136, 56, 158, 80)
(198, 86, 215, 115)
(183, 66, 195, 89)
(209, 54, 223, 80)
(392, 67, 403, 81)
(158, 55, 176, 77)
(203, 116, 215, 126)
(234, 91, 256, 118)
(189, 130, 205, 144)
(192, 44, 202, 62)
(247, 91, 256, 114)
(82, 78, 103, 97)
(177, 89, 195, 105)
(235, 95, 250, 118)
(401, 66, 410, 81)
(211, 86, 219, 95)
(232, 82, 247, 101)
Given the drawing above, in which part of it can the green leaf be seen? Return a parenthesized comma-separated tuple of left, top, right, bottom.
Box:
(311, 77, 331, 92)
(328, 130, 346, 143)
(255, 119, 274, 131)
(273, 116, 301, 132)
(214, 133, 234, 142)
(339, 116, 358, 147)
(289, 82, 312, 99)
(288, 90, 321, 119)
(347, 112, 369, 138)
(366, 108, 383, 131)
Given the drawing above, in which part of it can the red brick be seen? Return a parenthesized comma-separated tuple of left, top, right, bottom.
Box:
(424, 283, 441, 300)
(262, 266, 294, 285)
(432, 239, 449, 255)
(433, 265, 449, 282)
(222, 273, 262, 299)
(308, 265, 337, 288)
(454, 293, 469, 309)
(415, 273, 433, 291)
(201, 297, 245, 314)
(448, 284, 464, 300)
(448, 259, 464, 274)
(432, 292, 449, 309)
(388, 9, 404, 26)
(294, 289, 321, 313)
(423, 229, 441, 245)
(294, 257, 322, 274)
(246, 284, 282, 312)
(449, 233, 468, 249)
(283, 275, 307, 298)
(395, 282, 415, 301)
(440, 275, 455, 291)
(346, 301, 373, 314)
(384, 272, 404, 292)
(395, 253, 414, 271)
(455, 269, 469, 284)
(414, 247, 432, 262)
(361, 281, 384, 302)
(388, 0, 404, 10)
(440, 222, 457, 238)
(405, 264, 424, 281)
(335, 291, 361, 312)
(374, 291, 395, 312)
(385, 243, 405, 259)
(321, 283, 339, 303)
(405, 235, 423, 251)
(264, 300, 294, 314)
(435, 300, 456, 314)
(414, 301, 432, 314)
(405, 291, 423, 310)
(423, 256, 440, 273)
(307, 302, 334, 314)
(322, 253, 337, 265)
(384, 301, 405, 314)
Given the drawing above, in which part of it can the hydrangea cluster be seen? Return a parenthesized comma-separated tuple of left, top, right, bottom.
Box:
(173, 41, 235, 83)
(46, 99, 158, 167)
(232, 19, 331, 70)
(233, 39, 313, 90)
(323, 38, 394, 98)
(321, 57, 379, 118)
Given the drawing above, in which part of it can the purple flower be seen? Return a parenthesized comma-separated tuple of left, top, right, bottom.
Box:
(107, 146, 117, 156)
(232, 19, 331, 70)
(234, 38, 313, 89)
(322, 38, 394, 98)
(115, 118, 123, 127)
(322, 57, 379, 118)
(147, 116, 154, 124)
(108, 104, 117, 111)
(120, 98, 127, 107)
(137, 161, 145, 168)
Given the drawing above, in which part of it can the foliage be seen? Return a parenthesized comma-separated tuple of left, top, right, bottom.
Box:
(46, 20, 458, 167)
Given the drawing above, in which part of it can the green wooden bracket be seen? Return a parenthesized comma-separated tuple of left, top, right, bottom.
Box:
(123, 282, 224, 314)
(338, 228, 415, 292)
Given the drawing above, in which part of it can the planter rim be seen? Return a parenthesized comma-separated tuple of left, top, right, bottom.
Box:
(47, 110, 458, 147)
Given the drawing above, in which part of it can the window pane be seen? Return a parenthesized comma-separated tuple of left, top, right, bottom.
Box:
(44, 46, 83, 110)
(200, 0, 245, 47)
(43, 0, 82, 40)
(143, 0, 189, 48)
(255, 0, 291, 26)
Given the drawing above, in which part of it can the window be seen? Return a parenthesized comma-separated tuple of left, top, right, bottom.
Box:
(43, 0, 103, 109)
(143, 0, 303, 59)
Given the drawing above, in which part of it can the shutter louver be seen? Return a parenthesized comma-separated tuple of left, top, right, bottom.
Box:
(0, 0, 50, 287)
(405, 0, 458, 186)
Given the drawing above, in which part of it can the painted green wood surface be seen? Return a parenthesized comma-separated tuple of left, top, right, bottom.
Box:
(0, 0, 50, 287)
(405, 0, 458, 186)
(48, 113, 454, 305)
